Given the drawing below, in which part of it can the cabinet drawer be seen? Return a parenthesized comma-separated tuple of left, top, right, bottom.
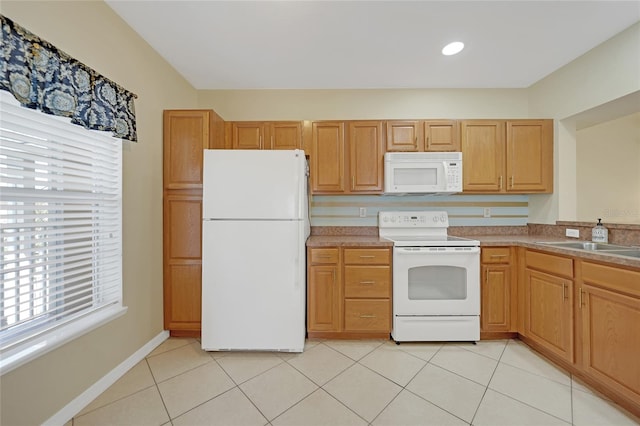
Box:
(481, 247, 511, 264)
(343, 248, 390, 265)
(309, 248, 339, 264)
(344, 299, 390, 332)
(526, 250, 573, 278)
(344, 266, 391, 298)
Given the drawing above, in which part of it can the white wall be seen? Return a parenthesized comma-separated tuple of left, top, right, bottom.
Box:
(576, 112, 640, 224)
(528, 22, 640, 224)
(0, 2, 197, 425)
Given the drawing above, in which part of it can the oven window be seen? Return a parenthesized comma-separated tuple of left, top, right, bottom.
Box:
(408, 265, 467, 300)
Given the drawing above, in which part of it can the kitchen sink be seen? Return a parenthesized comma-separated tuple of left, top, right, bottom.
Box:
(602, 250, 640, 259)
(536, 241, 632, 251)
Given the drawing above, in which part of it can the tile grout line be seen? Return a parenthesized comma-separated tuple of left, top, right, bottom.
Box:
(145, 356, 173, 423)
(468, 340, 509, 425)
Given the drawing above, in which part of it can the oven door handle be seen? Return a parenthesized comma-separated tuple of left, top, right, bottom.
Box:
(395, 247, 480, 254)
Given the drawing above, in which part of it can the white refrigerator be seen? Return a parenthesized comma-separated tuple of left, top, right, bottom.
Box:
(201, 149, 310, 352)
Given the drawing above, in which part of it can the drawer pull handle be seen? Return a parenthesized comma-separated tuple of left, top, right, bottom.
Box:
(360, 281, 375, 285)
(317, 255, 331, 258)
(359, 314, 376, 318)
(490, 255, 508, 258)
(359, 255, 375, 259)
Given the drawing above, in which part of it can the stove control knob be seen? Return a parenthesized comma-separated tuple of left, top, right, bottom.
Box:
(432, 216, 438, 223)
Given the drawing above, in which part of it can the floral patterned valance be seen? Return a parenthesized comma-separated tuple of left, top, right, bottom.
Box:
(0, 15, 138, 142)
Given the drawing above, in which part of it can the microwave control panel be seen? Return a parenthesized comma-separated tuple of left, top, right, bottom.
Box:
(445, 161, 462, 190)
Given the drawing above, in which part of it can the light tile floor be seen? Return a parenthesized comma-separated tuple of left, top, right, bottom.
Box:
(68, 338, 640, 426)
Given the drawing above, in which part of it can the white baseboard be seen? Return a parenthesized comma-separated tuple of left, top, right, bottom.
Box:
(44, 330, 170, 426)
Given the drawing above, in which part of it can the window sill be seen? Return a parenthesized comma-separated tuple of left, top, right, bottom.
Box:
(0, 305, 128, 376)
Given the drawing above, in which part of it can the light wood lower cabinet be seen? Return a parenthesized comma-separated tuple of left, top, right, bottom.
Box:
(307, 246, 391, 338)
(578, 262, 640, 413)
(307, 248, 340, 332)
(523, 250, 574, 363)
(480, 247, 516, 336)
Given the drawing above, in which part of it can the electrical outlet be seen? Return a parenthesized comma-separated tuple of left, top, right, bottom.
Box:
(483, 208, 491, 218)
(566, 228, 580, 238)
(359, 207, 367, 218)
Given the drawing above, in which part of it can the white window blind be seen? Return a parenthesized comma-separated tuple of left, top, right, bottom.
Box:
(0, 91, 124, 373)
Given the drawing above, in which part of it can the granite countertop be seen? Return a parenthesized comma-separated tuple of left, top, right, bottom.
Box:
(307, 233, 640, 269)
(306, 235, 393, 247)
(476, 235, 640, 269)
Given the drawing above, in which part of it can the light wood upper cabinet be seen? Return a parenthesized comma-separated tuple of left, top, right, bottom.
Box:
(385, 120, 421, 151)
(270, 122, 302, 150)
(424, 120, 460, 151)
(311, 121, 384, 194)
(311, 121, 345, 193)
(461, 120, 506, 192)
(163, 110, 218, 189)
(506, 120, 553, 192)
(348, 121, 384, 192)
(231, 122, 264, 149)
(229, 121, 302, 150)
(462, 119, 553, 193)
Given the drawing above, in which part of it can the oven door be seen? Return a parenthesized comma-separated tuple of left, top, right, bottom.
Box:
(393, 246, 480, 315)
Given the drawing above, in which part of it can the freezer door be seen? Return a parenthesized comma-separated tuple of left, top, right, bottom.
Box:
(203, 149, 307, 220)
(201, 220, 306, 352)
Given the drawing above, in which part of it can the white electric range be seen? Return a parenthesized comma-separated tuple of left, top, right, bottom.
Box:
(379, 211, 481, 342)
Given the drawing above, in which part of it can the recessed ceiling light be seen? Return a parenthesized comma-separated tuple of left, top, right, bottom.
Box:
(442, 41, 464, 56)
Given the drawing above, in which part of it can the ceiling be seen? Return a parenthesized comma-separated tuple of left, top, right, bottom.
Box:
(106, 1, 640, 90)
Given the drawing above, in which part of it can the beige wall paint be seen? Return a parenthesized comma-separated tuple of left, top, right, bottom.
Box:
(576, 112, 640, 224)
(197, 88, 530, 120)
(528, 23, 640, 224)
(0, 2, 197, 425)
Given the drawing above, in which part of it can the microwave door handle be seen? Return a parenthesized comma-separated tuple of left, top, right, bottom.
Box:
(442, 161, 449, 189)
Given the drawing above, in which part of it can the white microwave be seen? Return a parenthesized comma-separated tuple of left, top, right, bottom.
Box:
(384, 152, 463, 194)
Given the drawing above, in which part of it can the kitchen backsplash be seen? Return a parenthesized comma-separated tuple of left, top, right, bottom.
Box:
(310, 194, 529, 227)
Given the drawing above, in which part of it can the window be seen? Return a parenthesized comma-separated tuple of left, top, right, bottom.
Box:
(0, 91, 126, 374)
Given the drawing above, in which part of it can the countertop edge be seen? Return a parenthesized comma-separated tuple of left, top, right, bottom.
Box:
(307, 235, 640, 268)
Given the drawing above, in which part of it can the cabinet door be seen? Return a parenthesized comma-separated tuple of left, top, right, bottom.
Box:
(580, 283, 640, 404)
(308, 265, 340, 331)
(163, 110, 212, 189)
(311, 122, 345, 193)
(524, 269, 573, 362)
(163, 195, 202, 331)
(481, 264, 511, 332)
(424, 120, 460, 152)
(385, 120, 421, 151)
(506, 120, 553, 192)
(270, 122, 302, 150)
(232, 122, 264, 149)
(461, 120, 505, 192)
(349, 121, 384, 192)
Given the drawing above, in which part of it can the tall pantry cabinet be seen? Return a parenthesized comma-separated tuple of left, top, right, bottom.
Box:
(163, 110, 224, 336)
